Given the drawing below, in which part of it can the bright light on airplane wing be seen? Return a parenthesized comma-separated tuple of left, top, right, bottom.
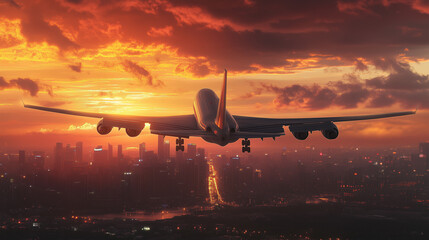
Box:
(234, 110, 416, 135)
(24, 104, 199, 135)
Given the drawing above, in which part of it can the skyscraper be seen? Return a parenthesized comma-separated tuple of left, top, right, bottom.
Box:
(93, 145, 108, 166)
(419, 142, 429, 170)
(118, 144, 123, 161)
(164, 140, 170, 162)
(139, 142, 146, 161)
(76, 141, 83, 163)
(158, 135, 164, 161)
(19, 150, 25, 173)
(187, 143, 197, 159)
(54, 142, 63, 172)
(108, 143, 113, 162)
(197, 148, 205, 158)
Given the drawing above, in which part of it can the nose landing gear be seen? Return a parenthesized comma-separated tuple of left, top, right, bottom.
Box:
(176, 137, 185, 151)
(242, 138, 250, 153)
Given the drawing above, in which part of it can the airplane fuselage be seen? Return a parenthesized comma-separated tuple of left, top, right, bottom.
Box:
(193, 88, 239, 146)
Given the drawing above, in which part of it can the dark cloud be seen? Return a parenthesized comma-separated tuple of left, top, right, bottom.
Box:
(9, 78, 40, 96)
(65, 0, 83, 4)
(68, 62, 82, 72)
(367, 91, 396, 108)
(121, 60, 164, 87)
(367, 58, 429, 90)
(240, 87, 263, 99)
(1, 0, 20, 8)
(163, 0, 429, 69)
(0, 76, 8, 88)
(354, 59, 368, 71)
(249, 59, 429, 109)
(331, 79, 370, 108)
(260, 83, 338, 110)
(1, 0, 428, 73)
(20, 9, 79, 51)
(0, 76, 52, 97)
(175, 60, 212, 77)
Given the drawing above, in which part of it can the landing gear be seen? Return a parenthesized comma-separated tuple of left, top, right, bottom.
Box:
(242, 138, 250, 153)
(176, 137, 184, 151)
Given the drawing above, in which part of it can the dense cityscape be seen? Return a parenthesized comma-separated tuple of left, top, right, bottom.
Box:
(0, 136, 428, 239)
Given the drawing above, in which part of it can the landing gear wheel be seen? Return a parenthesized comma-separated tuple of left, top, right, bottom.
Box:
(241, 138, 251, 153)
(242, 146, 251, 153)
(176, 137, 185, 151)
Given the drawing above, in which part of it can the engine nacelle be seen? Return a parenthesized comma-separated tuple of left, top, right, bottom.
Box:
(97, 120, 112, 135)
(292, 131, 309, 140)
(126, 128, 142, 137)
(322, 128, 339, 139)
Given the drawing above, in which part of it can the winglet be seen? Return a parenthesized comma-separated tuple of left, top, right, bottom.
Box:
(215, 69, 227, 129)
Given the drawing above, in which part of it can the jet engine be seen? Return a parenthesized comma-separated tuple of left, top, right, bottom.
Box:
(97, 120, 112, 135)
(322, 127, 339, 139)
(292, 131, 309, 140)
(126, 128, 142, 137)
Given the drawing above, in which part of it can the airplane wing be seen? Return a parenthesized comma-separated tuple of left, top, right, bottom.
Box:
(234, 110, 416, 134)
(24, 104, 201, 137)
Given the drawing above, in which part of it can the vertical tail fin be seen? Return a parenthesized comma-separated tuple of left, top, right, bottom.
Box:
(216, 69, 227, 129)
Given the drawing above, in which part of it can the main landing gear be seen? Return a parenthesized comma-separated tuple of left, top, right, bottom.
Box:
(176, 137, 184, 151)
(242, 138, 250, 153)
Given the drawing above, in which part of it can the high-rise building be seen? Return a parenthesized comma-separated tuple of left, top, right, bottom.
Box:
(139, 142, 146, 161)
(108, 143, 113, 161)
(419, 142, 429, 170)
(164, 140, 170, 162)
(76, 142, 83, 162)
(19, 150, 25, 173)
(33, 151, 45, 170)
(118, 144, 123, 160)
(230, 156, 240, 169)
(158, 135, 164, 161)
(187, 143, 197, 159)
(64, 144, 75, 163)
(54, 142, 63, 172)
(281, 147, 287, 162)
(93, 145, 108, 166)
(197, 148, 205, 158)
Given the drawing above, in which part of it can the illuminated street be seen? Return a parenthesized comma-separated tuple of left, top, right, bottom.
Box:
(208, 159, 224, 206)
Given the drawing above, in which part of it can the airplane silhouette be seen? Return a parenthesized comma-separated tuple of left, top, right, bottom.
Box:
(25, 70, 415, 152)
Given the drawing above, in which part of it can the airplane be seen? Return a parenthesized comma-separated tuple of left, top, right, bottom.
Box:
(24, 69, 415, 153)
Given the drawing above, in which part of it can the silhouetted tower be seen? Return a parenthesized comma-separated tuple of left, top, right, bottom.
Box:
(93, 145, 108, 167)
(54, 142, 63, 172)
(281, 147, 287, 162)
(197, 148, 205, 158)
(118, 144, 123, 161)
(139, 142, 146, 161)
(187, 143, 197, 159)
(164, 140, 170, 162)
(76, 141, 83, 163)
(419, 142, 429, 170)
(108, 143, 113, 162)
(19, 150, 25, 174)
(158, 135, 164, 161)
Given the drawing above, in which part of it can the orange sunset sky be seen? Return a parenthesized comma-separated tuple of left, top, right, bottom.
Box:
(0, 0, 429, 155)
